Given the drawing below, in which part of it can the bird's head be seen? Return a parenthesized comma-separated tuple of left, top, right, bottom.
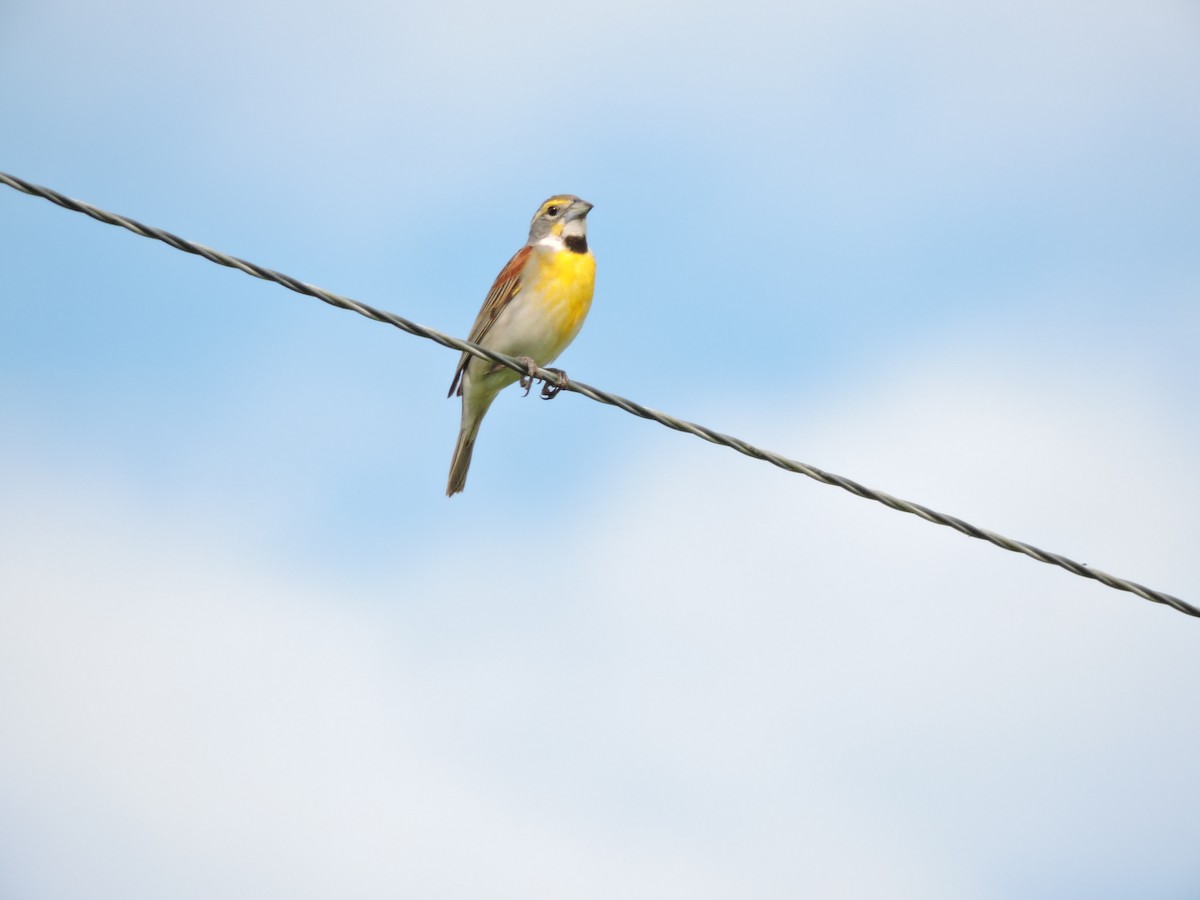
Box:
(528, 195, 593, 249)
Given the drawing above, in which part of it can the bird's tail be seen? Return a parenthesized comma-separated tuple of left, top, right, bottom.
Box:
(446, 398, 492, 496)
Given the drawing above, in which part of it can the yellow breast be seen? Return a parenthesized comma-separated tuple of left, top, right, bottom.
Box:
(526, 248, 596, 343)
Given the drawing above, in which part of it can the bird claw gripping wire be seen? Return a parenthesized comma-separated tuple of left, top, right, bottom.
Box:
(516, 356, 539, 396)
(515, 358, 568, 399)
(539, 368, 569, 400)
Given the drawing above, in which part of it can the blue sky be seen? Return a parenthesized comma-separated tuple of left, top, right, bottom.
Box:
(2, 1, 1199, 897)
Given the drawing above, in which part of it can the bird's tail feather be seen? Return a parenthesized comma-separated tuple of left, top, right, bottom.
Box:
(446, 413, 484, 496)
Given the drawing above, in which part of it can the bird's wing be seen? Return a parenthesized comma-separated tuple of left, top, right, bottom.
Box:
(448, 244, 533, 397)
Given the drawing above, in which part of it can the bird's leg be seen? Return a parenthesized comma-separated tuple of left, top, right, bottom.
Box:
(515, 356, 539, 396)
(540, 368, 569, 400)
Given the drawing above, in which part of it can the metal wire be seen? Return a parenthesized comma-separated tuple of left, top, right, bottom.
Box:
(2, 169, 1194, 619)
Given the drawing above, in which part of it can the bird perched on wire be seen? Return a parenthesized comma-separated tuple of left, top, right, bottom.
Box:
(446, 195, 596, 496)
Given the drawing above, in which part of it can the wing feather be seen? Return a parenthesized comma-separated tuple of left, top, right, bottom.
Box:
(448, 245, 533, 397)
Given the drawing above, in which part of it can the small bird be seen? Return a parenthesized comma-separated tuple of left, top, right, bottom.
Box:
(446, 195, 596, 496)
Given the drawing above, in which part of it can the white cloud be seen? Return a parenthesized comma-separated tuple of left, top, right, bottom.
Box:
(2, 330, 1196, 898)
(7, 0, 1195, 182)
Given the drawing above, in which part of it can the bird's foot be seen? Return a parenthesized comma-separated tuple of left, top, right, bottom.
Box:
(516, 356, 539, 396)
(539, 368, 569, 400)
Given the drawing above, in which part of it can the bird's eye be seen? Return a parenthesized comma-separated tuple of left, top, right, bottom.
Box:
(546, 205, 561, 217)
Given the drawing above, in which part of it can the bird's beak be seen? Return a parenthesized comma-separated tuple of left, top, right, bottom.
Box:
(569, 199, 594, 219)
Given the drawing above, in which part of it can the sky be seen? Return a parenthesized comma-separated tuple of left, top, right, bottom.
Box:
(2, 0, 1199, 897)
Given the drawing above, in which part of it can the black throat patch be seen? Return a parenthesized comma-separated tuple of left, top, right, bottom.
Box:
(564, 234, 588, 254)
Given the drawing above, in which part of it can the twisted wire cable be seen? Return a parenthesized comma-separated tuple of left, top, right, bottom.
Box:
(2, 170, 1194, 618)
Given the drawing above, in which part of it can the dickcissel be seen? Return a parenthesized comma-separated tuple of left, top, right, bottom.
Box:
(446, 194, 596, 496)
